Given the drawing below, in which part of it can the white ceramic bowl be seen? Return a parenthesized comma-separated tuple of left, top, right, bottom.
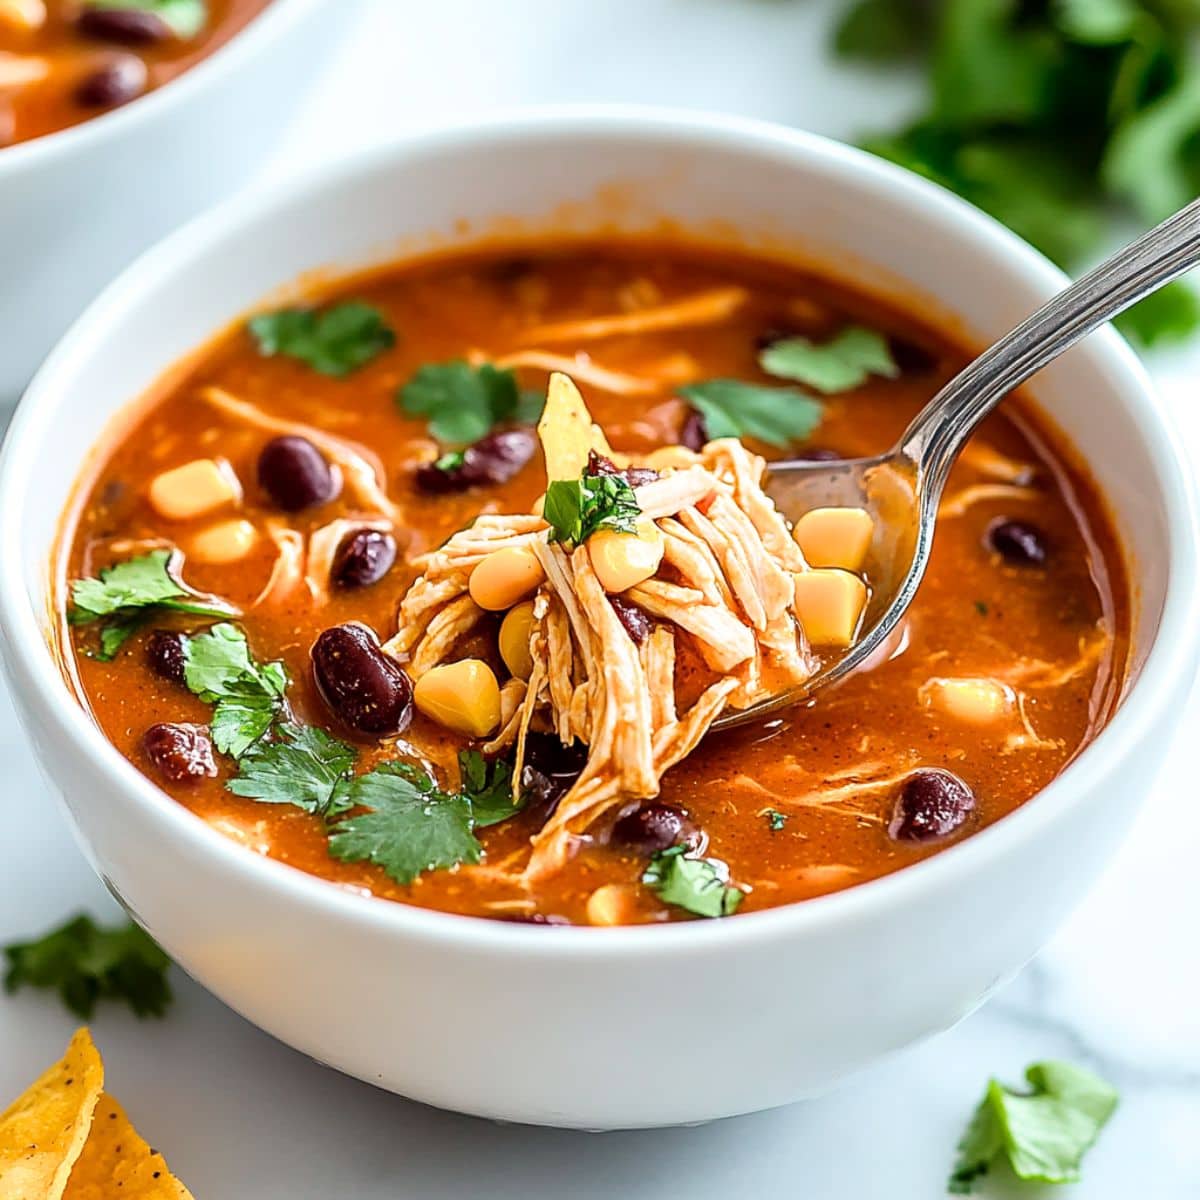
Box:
(0, 0, 350, 402)
(0, 110, 1196, 1130)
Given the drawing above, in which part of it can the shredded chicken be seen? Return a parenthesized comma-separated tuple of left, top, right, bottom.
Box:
(939, 482, 1042, 519)
(387, 372, 819, 881)
(201, 386, 403, 521)
(474, 348, 698, 395)
(518, 287, 748, 343)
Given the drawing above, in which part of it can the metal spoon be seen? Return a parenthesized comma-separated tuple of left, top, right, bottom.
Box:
(714, 195, 1200, 731)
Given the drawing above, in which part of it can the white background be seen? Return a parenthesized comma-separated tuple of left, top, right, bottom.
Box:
(2, 1, 1199, 1196)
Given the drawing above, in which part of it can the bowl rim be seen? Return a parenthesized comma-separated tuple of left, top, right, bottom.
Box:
(0, 0, 330, 176)
(2, 105, 1196, 958)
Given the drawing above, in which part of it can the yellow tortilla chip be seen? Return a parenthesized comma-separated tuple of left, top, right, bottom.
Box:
(0, 1028, 104, 1200)
(63, 1093, 192, 1200)
(537, 372, 614, 482)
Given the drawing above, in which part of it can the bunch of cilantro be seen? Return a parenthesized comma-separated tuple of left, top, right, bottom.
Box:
(833, 0, 1200, 347)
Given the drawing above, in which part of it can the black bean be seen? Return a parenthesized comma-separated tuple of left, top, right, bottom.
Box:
(500, 913, 571, 926)
(520, 732, 588, 820)
(145, 630, 186, 683)
(311, 623, 413, 736)
(333, 529, 397, 590)
(986, 518, 1048, 567)
(257, 436, 340, 512)
(890, 337, 938, 374)
(889, 769, 975, 842)
(77, 8, 172, 44)
(609, 595, 651, 644)
(142, 723, 216, 783)
(679, 407, 709, 451)
(611, 802, 694, 854)
(414, 428, 536, 495)
(75, 55, 147, 107)
(585, 449, 658, 487)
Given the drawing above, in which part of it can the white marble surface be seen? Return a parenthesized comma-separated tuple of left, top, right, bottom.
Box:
(2, 1, 1199, 1195)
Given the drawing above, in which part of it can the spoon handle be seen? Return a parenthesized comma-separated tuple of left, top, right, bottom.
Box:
(901, 194, 1200, 493)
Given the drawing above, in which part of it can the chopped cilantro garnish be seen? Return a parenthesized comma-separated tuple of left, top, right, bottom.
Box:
(832, 0, 1200, 347)
(544, 471, 641, 548)
(458, 749, 523, 828)
(327, 762, 482, 885)
(949, 1061, 1118, 1193)
(759, 327, 898, 394)
(764, 808, 788, 831)
(69, 550, 234, 661)
(678, 380, 823, 448)
(643, 845, 743, 918)
(182, 623, 287, 758)
(3, 914, 171, 1020)
(399, 360, 542, 445)
(84, 0, 208, 38)
(227, 723, 358, 818)
(248, 301, 395, 377)
(973, 599, 989, 617)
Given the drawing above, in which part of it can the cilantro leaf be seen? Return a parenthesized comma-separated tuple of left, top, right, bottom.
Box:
(182, 623, 288, 758)
(458, 749, 522, 827)
(832, 0, 1200, 347)
(949, 1061, 1119, 1193)
(760, 326, 899, 394)
(248, 302, 395, 377)
(69, 550, 234, 661)
(327, 762, 482, 884)
(763, 808, 788, 831)
(3, 914, 172, 1020)
(399, 360, 527, 445)
(543, 472, 641, 548)
(84, 0, 208, 38)
(678, 380, 823, 448)
(1115, 278, 1200, 347)
(642, 845, 743, 918)
(227, 723, 357, 818)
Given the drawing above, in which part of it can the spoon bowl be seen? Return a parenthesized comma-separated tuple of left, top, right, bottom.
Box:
(716, 193, 1200, 730)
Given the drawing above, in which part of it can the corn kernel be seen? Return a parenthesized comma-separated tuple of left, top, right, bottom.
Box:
(413, 659, 501, 738)
(919, 676, 1012, 725)
(793, 569, 868, 647)
(586, 884, 640, 927)
(793, 506, 875, 572)
(189, 518, 259, 564)
(469, 545, 545, 611)
(589, 518, 664, 593)
(499, 601, 536, 680)
(148, 458, 241, 521)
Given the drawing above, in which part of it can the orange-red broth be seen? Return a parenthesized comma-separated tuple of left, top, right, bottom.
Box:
(60, 242, 1130, 924)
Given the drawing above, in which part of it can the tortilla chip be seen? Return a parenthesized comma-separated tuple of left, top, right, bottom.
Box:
(537, 372, 614, 482)
(0, 1028, 104, 1200)
(63, 1093, 192, 1200)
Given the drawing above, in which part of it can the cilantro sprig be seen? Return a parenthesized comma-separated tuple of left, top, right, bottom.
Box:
(678, 380, 823, 448)
(227, 723, 357, 817)
(833, 0, 1200, 347)
(84, 0, 208, 38)
(759, 326, 898, 393)
(544, 471, 641, 548)
(458, 749, 523, 827)
(398, 360, 543, 445)
(69, 550, 235, 661)
(182, 623, 287, 758)
(327, 762, 482, 885)
(3, 914, 172, 1020)
(950, 1060, 1119, 1193)
(249, 301, 395, 377)
(643, 845, 743, 918)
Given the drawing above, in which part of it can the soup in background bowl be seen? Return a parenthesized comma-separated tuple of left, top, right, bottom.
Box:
(0, 0, 351, 401)
(0, 112, 1194, 1128)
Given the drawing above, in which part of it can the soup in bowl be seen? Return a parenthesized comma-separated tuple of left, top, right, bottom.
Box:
(0, 111, 1194, 1127)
